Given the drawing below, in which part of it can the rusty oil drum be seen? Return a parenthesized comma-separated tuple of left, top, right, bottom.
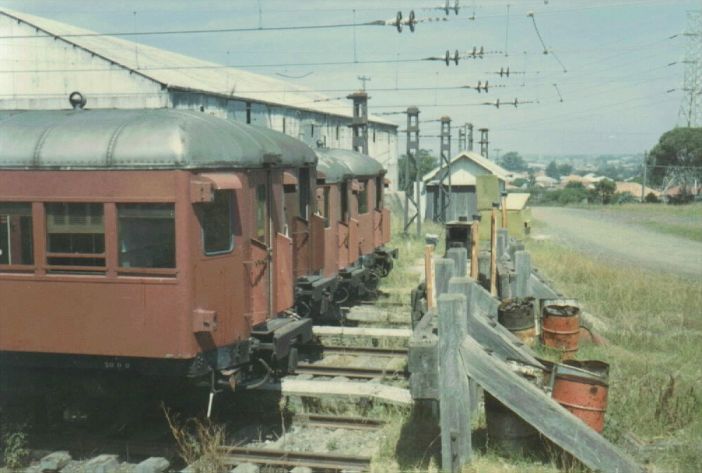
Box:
(541, 300, 580, 359)
(498, 297, 536, 345)
(485, 392, 541, 456)
(551, 360, 610, 433)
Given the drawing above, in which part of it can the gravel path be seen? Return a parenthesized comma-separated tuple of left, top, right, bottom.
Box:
(531, 207, 702, 278)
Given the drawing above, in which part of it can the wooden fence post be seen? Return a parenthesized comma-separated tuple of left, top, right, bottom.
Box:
(438, 293, 472, 472)
(469, 215, 480, 280)
(490, 204, 498, 296)
(425, 244, 435, 310)
(448, 277, 480, 415)
(501, 191, 508, 229)
(446, 247, 468, 278)
(514, 250, 532, 298)
(435, 258, 455, 299)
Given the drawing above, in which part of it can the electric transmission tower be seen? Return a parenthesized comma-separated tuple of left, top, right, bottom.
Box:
(678, 11, 702, 127)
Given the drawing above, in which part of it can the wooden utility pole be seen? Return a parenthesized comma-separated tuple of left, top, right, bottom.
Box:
(490, 203, 498, 296)
(469, 214, 480, 280)
(424, 244, 435, 310)
(642, 151, 648, 202)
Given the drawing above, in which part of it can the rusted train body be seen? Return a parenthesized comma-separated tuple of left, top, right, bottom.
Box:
(0, 108, 395, 385)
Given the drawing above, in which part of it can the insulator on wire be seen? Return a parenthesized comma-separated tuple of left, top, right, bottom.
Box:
(395, 11, 403, 32)
(409, 10, 416, 32)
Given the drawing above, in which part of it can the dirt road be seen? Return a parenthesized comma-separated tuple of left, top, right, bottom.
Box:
(531, 207, 702, 278)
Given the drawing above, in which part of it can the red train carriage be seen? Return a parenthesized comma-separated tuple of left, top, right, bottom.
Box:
(313, 149, 396, 306)
(0, 108, 315, 384)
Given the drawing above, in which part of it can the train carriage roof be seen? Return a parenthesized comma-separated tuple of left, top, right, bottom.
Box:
(315, 148, 385, 183)
(0, 109, 317, 170)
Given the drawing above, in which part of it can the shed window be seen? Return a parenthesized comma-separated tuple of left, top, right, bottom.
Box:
(46, 203, 104, 268)
(118, 204, 175, 268)
(358, 180, 369, 214)
(0, 203, 33, 265)
(202, 191, 234, 254)
(255, 184, 267, 242)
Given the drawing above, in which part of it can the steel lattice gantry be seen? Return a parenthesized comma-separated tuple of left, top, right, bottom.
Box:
(438, 116, 452, 223)
(403, 107, 422, 236)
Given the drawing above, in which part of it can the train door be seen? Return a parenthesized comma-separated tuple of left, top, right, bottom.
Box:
(248, 170, 294, 326)
(284, 167, 312, 279)
(248, 171, 273, 325)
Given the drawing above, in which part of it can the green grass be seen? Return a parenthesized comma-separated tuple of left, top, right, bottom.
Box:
(580, 202, 702, 242)
(374, 214, 701, 472)
(526, 237, 702, 473)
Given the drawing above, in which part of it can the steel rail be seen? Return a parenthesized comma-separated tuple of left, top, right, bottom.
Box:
(316, 345, 408, 357)
(220, 446, 371, 471)
(297, 413, 385, 431)
(294, 363, 407, 379)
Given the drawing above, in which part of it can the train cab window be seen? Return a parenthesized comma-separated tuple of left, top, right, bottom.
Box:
(0, 203, 33, 265)
(202, 191, 234, 254)
(118, 204, 175, 268)
(375, 176, 384, 210)
(255, 184, 267, 242)
(46, 203, 105, 268)
(323, 187, 331, 228)
(340, 182, 348, 222)
(358, 180, 369, 214)
(299, 168, 310, 220)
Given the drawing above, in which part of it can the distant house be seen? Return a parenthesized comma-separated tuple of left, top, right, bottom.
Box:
(422, 151, 510, 222)
(559, 173, 608, 190)
(534, 175, 558, 188)
(614, 182, 661, 201)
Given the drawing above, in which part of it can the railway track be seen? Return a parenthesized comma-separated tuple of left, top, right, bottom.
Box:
(304, 344, 408, 357)
(294, 363, 407, 380)
(220, 446, 372, 472)
(297, 413, 385, 431)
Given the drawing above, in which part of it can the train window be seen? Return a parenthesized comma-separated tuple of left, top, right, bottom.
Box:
(358, 180, 369, 214)
(202, 191, 234, 255)
(375, 176, 383, 210)
(118, 204, 175, 268)
(46, 203, 105, 267)
(299, 167, 310, 220)
(255, 184, 267, 242)
(0, 203, 33, 265)
(340, 182, 348, 221)
(323, 187, 331, 228)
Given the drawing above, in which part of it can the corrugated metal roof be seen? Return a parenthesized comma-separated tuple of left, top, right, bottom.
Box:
(426, 168, 476, 186)
(0, 8, 395, 127)
(422, 151, 511, 183)
(505, 193, 530, 210)
(315, 148, 385, 183)
(0, 109, 317, 169)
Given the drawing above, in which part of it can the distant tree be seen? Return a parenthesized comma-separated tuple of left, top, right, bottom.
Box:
(398, 149, 438, 191)
(558, 163, 574, 176)
(557, 186, 588, 205)
(545, 161, 560, 179)
(648, 127, 702, 187)
(499, 152, 528, 172)
(644, 192, 660, 203)
(591, 179, 617, 204)
(565, 181, 585, 190)
(512, 177, 528, 188)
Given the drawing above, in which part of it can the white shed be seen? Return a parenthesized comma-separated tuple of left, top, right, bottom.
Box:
(0, 8, 399, 188)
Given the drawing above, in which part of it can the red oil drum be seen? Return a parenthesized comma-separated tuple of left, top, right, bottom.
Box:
(541, 301, 580, 359)
(551, 360, 610, 433)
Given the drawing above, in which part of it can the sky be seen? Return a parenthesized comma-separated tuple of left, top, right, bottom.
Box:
(1, 0, 700, 158)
